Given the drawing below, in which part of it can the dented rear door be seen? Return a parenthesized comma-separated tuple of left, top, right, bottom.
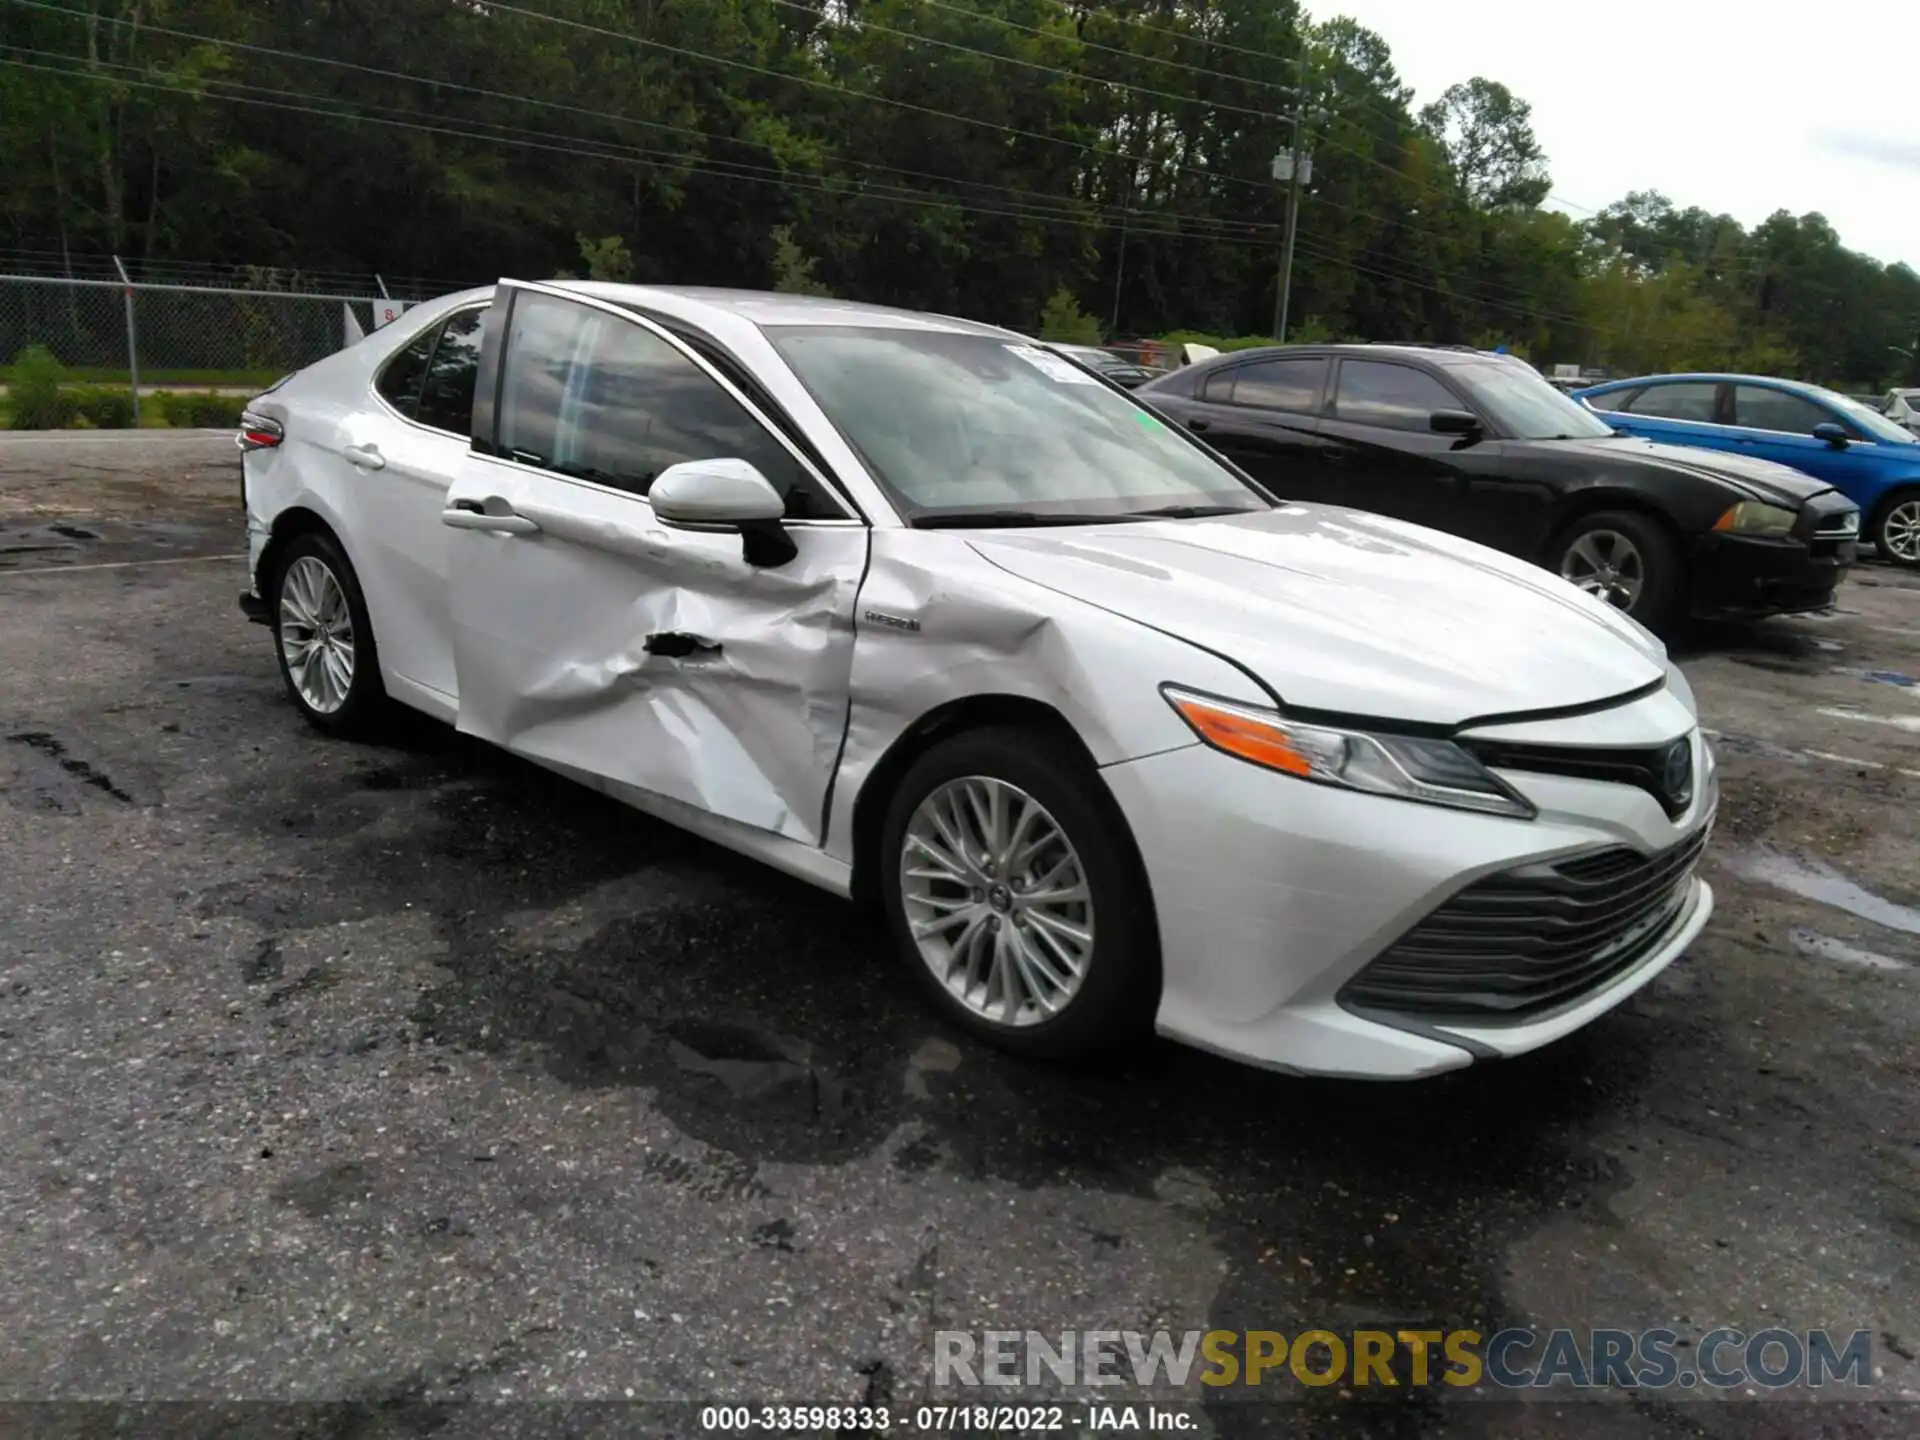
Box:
(441, 286, 866, 846)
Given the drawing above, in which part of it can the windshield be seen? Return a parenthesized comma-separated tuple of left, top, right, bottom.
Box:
(769, 326, 1269, 522)
(1819, 387, 1918, 444)
(1454, 361, 1617, 440)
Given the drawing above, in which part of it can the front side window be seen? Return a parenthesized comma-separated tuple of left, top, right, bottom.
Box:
(414, 308, 487, 435)
(1218, 357, 1327, 414)
(495, 293, 836, 517)
(1732, 385, 1831, 436)
(374, 324, 438, 418)
(769, 326, 1267, 522)
(1330, 360, 1462, 432)
(1821, 388, 1919, 445)
(1582, 387, 1637, 412)
(1625, 381, 1720, 423)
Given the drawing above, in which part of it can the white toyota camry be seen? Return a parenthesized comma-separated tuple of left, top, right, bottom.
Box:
(237, 280, 1717, 1079)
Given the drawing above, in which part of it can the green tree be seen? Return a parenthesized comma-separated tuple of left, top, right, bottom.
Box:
(769, 224, 831, 296)
(1038, 288, 1101, 343)
(1418, 79, 1552, 209)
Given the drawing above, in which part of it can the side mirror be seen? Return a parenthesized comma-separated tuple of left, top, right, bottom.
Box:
(1812, 422, 1850, 448)
(649, 457, 797, 567)
(1429, 408, 1482, 436)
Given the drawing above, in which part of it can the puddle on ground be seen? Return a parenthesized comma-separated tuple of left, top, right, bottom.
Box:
(1833, 666, 1919, 688)
(1720, 845, 1920, 936)
(1791, 930, 1913, 972)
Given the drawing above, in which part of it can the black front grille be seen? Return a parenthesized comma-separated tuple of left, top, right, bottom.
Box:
(1463, 737, 1695, 818)
(1340, 822, 1711, 1022)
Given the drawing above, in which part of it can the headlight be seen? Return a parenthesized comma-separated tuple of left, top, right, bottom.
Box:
(1714, 500, 1796, 537)
(1162, 687, 1537, 819)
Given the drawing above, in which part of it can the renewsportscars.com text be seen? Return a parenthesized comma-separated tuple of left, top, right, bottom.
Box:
(934, 1327, 1876, 1391)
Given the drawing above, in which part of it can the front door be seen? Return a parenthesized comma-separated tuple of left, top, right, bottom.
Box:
(440, 285, 867, 846)
(1726, 383, 1868, 490)
(1315, 358, 1477, 532)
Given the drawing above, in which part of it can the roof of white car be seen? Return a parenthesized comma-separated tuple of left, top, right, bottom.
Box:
(551, 281, 1018, 337)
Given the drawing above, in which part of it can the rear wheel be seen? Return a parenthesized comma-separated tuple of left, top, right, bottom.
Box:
(1550, 509, 1683, 634)
(269, 530, 388, 737)
(1872, 490, 1920, 568)
(878, 727, 1158, 1059)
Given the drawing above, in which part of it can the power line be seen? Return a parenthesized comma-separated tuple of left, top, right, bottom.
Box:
(765, 0, 1291, 122)
(13, 0, 1608, 271)
(481, 0, 1278, 199)
(0, 6, 1285, 243)
(1, 5, 1628, 322)
(0, 52, 1278, 248)
(0, 54, 1614, 325)
(904, 0, 1301, 99)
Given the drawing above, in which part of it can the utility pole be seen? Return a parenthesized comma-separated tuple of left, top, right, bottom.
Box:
(1272, 88, 1313, 343)
(1110, 168, 1131, 336)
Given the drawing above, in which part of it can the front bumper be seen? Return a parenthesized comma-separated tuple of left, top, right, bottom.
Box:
(1686, 504, 1857, 619)
(1099, 695, 1716, 1079)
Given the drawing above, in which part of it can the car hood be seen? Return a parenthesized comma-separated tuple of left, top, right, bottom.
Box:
(969, 507, 1668, 729)
(1560, 435, 1835, 504)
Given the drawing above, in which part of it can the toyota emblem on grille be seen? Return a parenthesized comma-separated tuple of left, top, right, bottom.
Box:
(1662, 739, 1694, 809)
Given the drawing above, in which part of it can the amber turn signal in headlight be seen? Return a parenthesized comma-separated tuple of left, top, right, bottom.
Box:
(1161, 687, 1536, 819)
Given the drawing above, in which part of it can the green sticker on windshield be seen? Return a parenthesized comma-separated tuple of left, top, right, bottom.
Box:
(1134, 412, 1168, 431)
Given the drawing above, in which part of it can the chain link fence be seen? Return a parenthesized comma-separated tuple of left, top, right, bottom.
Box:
(0, 259, 464, 424)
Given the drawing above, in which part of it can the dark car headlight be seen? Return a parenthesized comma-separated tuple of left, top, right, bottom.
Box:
(1713, 501, 1797, 538)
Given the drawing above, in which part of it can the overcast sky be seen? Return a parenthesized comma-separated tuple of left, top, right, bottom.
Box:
(1316, 1, 1920, 271)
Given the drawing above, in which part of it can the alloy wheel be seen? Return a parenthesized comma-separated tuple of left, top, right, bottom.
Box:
(1881, 500, 1920, 563)
(899, 775, 1094, 1028)
(278, 554, 356, 714)
(1560, 529, 1645, 610)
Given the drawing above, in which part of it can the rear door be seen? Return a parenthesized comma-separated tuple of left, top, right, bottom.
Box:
(352, 303, 489, 703)
(1611, 378, 1733, 453)
(440, 284, 867, 845)
(1166, 355, 1335, 501)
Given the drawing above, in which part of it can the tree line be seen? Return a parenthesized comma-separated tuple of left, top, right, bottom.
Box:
(3, 0, 1916, 387)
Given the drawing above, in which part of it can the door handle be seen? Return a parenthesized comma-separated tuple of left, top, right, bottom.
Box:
(1187, 417, 1212, 432)
(342, 442, 386, 470)
(440, 499, 541, 536)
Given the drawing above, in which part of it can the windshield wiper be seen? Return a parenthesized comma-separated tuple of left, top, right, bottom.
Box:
(911, 510, 1136, 529)
(1121, 503, 1261, 519)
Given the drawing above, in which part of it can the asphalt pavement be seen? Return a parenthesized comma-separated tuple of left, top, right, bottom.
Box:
(1, 435, 1916, 1438)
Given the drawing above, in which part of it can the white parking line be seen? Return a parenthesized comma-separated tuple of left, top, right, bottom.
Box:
(1803, 750, 1885, 768)
(0, 552, 244, 577)
(1816, 706, 1920, 734)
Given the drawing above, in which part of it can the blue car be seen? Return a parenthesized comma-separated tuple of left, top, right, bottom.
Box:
(1575, 374, 1920, 566)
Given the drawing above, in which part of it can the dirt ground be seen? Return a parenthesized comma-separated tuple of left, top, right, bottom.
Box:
(1, 434, 1916, 1438)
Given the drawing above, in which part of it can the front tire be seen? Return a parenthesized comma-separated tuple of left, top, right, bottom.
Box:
(269, 530, 388, 737)
(1550, 509, 1683, 634)
(878, 727, 1158, 1059)
(1871, 490, 1920, 568)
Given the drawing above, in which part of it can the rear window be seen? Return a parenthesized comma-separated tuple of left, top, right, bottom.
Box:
(1626, 382, 1720, 423)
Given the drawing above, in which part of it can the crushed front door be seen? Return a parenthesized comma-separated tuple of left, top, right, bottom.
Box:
(439, 286, 867, 846)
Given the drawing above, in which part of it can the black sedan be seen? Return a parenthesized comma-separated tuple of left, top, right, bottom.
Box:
(1135, 343, 1860, 634)
(1046, 343, 1166, 389)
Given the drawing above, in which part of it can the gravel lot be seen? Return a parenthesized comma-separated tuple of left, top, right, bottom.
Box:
(2, 434, 1916, 1438)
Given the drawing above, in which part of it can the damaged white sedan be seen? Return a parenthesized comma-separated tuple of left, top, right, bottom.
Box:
(237, 280, 1716, 1079)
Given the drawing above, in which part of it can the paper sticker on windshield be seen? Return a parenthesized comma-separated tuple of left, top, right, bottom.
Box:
(1005, 344, 1098, 384)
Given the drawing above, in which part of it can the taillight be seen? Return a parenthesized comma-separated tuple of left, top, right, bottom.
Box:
(237, 413, 283, 452)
